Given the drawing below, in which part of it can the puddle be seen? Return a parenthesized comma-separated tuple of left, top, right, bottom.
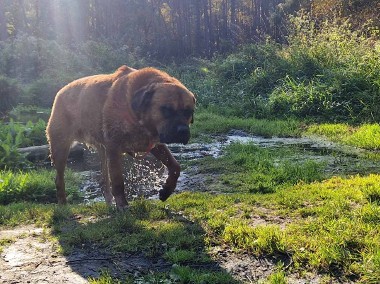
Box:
(63, 132, 380, 203)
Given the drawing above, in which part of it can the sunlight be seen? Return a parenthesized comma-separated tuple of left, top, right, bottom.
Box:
(51, 1, 89, 43)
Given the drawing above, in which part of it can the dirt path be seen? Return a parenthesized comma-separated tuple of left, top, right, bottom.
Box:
(0, 225, 279, 284)
(0, 225, 88, 283)
(0, 224, 174, 284)
(0, 224, 326, 284)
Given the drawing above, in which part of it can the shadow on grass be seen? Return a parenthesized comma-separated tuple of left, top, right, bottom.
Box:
(51, 201, 239, 283)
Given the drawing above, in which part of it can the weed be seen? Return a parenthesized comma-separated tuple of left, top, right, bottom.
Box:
(0, 169, 82, 205)
(265, 269, 287, 284)
(0, 119, 48, 169)
(0, 238, 13, 253)
(307, 123, 380, 150)
(191, 110, 302, 142)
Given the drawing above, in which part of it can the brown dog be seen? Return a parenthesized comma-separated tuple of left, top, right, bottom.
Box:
(46, 66, 195, 209)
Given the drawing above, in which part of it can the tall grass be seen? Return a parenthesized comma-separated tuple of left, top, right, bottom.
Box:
(307, 123, 380, 150)
(0, 169, 82, 205)
(176, 12, 380, 123)
(272, 12, 380, 122)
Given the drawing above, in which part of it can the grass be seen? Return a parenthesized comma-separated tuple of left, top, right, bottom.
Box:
(165, 174, 380, 282)
(190, 110, 303, 142)
(307, 123, 380, 150)
(0, 169, 83, 205)
(2, 117, 380, 282)
(193, 109, 380, 152)
(1, 165, 380, 282)
(0, 238, 13, 253)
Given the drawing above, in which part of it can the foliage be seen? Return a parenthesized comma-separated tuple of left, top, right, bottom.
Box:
(8, 105, 50, 123)
(191, 110, 302, 142)
(307, 123, 380, 150)
(219, 143, 325, 193)
(176, 13, 380, 123)
(0, 169, 82, 205)
(0, 76, 22, 115)
(0, 119, 47, 169)
(270, 12, 380, 122)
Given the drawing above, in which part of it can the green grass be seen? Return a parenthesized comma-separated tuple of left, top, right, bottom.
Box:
(307, 123, 380, 150)
(1, 167, 380, 282)
(193, 110, 380, 152)
(0, 169, 82, 205)
(191, 110, 303, 142)
(198, 142, 325, 194)
(2, 117, 380, 282)
(165, 174, 380, 282)
(0, 238, 13, 253)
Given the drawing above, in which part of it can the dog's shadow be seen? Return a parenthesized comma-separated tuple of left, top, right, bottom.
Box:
(51, 201, 238, 283)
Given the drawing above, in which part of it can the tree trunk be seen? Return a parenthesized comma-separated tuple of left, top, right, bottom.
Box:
(0, 3, 8, 40)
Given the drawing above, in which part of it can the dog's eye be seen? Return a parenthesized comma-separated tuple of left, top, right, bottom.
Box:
(161, 106, 176, 118)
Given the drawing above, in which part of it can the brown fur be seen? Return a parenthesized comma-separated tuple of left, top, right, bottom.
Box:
(46, 65, 195, 209)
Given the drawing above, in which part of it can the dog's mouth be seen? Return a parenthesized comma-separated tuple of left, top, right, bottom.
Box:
(159, 124, 190, 145)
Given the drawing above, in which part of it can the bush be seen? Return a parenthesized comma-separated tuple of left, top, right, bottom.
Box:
(0, 76, 22, 115)
(178, 13, 380, 122)
(0, 119, 47, 169)
(277, 12, 380, 122)
(25, 77, 62, 108)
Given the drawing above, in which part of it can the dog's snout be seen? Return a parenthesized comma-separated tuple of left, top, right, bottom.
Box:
(177, 125, 190, 144)
(177, 125, 189, 136)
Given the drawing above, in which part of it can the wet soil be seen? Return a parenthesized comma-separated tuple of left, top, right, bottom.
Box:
(1, 132, 371, 283)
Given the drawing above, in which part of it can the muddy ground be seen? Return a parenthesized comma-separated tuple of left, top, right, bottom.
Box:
(1, 134, 364, 283)
(0, 213, 325, 284)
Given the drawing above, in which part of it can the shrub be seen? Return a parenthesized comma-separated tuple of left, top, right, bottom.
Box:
(25, 77, 62, 108)
(276, 12, 380, 122)
(0, 76, 22, 115)
(0, 119, 47, 169)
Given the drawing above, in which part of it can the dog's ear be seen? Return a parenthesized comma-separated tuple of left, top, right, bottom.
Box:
(131, 85, 155, 113)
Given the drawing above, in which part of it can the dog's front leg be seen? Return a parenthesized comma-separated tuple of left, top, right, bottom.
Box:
(106, 146, 127, 209)
(150, 144, 180, 201)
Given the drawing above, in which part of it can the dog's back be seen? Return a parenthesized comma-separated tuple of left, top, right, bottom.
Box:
(47, 65, 135, 146)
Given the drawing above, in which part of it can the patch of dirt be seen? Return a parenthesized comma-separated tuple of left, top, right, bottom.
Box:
(0, 225, 170, 284)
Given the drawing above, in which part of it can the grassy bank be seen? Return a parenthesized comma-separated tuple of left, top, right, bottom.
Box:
(192, 110, 380, 153)
(1, 141, 380, 283)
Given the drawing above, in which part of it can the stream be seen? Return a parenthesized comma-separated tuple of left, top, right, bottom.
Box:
(62, 131, 380, 204)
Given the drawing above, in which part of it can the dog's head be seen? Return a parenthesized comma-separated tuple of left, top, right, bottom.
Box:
(131, 82, 195, 145)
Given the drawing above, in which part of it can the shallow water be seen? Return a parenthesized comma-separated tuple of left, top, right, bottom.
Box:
(66, 133, 380, 203)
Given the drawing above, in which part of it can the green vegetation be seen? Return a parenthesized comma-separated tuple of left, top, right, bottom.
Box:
(178, 15, 379, 123)
(165, 174, 380, 283)
(2, 142, 380, 282)
(0, 119, 47, 169)
(0, 169, 82, 205)
(308, 123, 380, 150)
(0, 2, 380, 283)
(191, 111, 303, 141)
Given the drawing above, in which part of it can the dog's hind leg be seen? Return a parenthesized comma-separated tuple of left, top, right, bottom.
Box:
(150, 144, 180, 201)
(98, 145, 114, 205)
